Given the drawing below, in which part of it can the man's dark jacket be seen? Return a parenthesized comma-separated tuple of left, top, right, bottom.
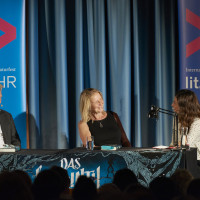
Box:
(0, 110, 21, 147)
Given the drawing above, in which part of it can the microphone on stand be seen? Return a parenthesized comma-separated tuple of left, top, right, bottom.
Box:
(148, 105, 159, 119)
(148, 105, 178, 148)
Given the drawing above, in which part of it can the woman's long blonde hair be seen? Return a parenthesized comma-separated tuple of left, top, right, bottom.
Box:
(79, 88, 103, 122)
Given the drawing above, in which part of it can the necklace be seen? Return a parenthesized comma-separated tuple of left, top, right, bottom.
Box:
(99, 122, 103, 128)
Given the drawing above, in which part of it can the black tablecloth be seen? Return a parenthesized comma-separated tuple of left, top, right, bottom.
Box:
(0, 147, 198, 187)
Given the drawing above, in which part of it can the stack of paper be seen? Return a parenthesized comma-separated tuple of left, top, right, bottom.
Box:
(152, 146, 169, 149)
(0, 144, 20, 152)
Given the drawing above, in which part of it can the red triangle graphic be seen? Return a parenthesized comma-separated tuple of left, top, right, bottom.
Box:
(0, 18, 16, 49)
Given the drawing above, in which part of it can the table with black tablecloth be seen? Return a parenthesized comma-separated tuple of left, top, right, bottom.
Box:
(0, 147, 198, 188)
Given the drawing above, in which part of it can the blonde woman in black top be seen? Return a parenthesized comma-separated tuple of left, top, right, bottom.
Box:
(78, 88, 131, 147)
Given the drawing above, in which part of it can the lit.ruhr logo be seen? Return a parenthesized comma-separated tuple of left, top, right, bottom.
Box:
(186, 9, 200, 58)
(0, 18, 16, 49)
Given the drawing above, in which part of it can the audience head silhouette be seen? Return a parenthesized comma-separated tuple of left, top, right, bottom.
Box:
(50, 165, 70, 192)
(97, 183, 122, 200)
(149, 176, 179, 200)
(0, 171, 33, 200)
(113, 168, 138, 191)
(125, 183, 154, 199)
(32, 169, 63, 200)
(72, 175, 97, 200)
(12, 169, 32, 189)
(170, 169, 193, 196)
(187, 178, 200, 199)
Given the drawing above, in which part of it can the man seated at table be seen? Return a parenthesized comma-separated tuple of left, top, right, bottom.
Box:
(0, 84, 21, 147)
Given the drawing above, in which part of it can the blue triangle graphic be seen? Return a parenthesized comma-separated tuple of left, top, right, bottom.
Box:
(0, 30, 5, 37)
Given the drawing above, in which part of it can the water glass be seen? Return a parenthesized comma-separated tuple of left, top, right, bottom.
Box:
(181, 126, 190, 150)
(86, 136, 94, 150)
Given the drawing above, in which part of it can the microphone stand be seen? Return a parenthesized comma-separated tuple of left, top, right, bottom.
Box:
(148, 105, 178, 148)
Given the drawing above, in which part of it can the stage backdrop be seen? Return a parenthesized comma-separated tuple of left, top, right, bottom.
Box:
(178, 0, 200, 100)
(27, 0, 178, 149)
(0, 0, 26, 148)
